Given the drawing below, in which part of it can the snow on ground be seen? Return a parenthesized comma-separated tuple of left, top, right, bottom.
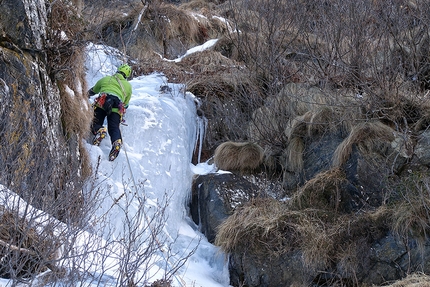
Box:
(0, 42, 230, 287)
(83, 42, 230, 287)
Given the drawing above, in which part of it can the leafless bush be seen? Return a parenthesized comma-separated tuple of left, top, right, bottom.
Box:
(236, 0, 428, 102)
(0, 208, 58, 280)
(0, 161, 198, 286)
(0, 186, 66, 283)
(222, 0, 301, 95)
(113, 187, 198, 286)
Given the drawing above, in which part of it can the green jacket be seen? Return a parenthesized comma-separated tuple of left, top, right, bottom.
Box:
(92, 73, 132, 114)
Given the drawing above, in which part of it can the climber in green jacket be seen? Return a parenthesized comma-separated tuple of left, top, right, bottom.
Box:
(88, 63, 133, 161)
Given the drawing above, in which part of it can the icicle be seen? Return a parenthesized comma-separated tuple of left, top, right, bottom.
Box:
(195, 116, 207, 163)
(193, 97, 207, 164)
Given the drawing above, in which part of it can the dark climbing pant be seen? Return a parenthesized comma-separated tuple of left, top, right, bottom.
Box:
(92, 107, 122, 144)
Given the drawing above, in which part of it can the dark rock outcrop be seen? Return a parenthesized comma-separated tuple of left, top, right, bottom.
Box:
(199, 175, 430, 286)
(190, 173, 260, 243)
(192, 110, 430, 287)
(229, 250, 313, 287)
(0, 0, 91, 218)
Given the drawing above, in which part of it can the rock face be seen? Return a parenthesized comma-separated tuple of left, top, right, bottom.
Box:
(192, 171, 430, 287)
(228, 250, 313, 287)
(191, 173, 260, 243)
(0, 0, 92, 218)
(1, 0, 47, 50)
(189, 81, 430, 286)
(415, 130, 430, 166)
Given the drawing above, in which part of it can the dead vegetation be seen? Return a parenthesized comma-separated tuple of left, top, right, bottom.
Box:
(379, 272, 430, 287)
(390, 171, 430, 242)
(78, 0, 430, 285)
(4, 0, 430, 285)
(0, 206, 61, 279)
(288, 168, 350, 213)
(332, 121, 396, 168)
(214, 141, 264, 174)
(215, 198, 302, 256)
(109, 7, 430, 282)
(48, 0, 93, 205)
(216, 197, 390, 274)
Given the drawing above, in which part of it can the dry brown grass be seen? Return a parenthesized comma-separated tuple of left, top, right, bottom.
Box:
(306, 106, 349, 137)
(298, 207, 390, 274)
(332, 121, 395, 168)
(139, 2, 231, 58)
(58, 75, 93, 139)
(214, 141, 264, 174)
(133, 53, 191, 84)
(285, 136, 305, 173)
(390, 172, 430, 242)
(83, 1, 145, 26)
(285, 111, 313, 140)
(179, 1, 230, 36)
(288, 168, 349, 213)
(49, 0, 93, 179)
(85, 0, 232, 60)
(283, 106, 355, 174)
(215, 198, 303, 256)
(186, 64, 258, 99)
(215, 195, 390, 276)
(153, 3, 203, 43)
(180, 49, 241, 74)
(0, 207, 60, 278)
(133, 29, 245, 85)
(378, 273, 430, 287)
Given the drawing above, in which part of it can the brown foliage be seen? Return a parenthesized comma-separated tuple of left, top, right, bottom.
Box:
(332, 121, 396, 168)
(215, 195, 390, 274)
(215, 198, 303, 256)
(48, 0, 93, 179)
(379, 272, 430, 287)
(180, 49, 240, 74)
(390, 171, 430, 242)
(288, 168, 350, 213)
(0, 207, 60, 279)
(214, 141, 264, 174)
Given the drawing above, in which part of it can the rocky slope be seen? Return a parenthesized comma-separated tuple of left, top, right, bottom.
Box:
(2, 0, 430, 286)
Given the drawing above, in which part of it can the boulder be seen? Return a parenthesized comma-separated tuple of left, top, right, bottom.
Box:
(415, 130, 430, 166)
(190, 173, 260, 243)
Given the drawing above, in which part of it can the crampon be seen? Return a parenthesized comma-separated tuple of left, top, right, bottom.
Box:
(109, 139, 122, 161)
(93, 127, 107, 146)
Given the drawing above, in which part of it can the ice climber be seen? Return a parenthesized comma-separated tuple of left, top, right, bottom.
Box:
(88, 63, 133, 161)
